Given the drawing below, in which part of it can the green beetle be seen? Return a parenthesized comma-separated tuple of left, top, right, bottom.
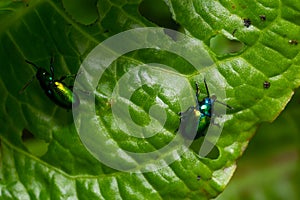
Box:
(20, 57, 79, 109)
(179, 79, 232, 139)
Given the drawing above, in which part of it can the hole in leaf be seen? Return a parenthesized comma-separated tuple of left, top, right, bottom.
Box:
(22, 128, 49, 157)
(139, 0, 180, 30)
(205, 145, 220, 159)
(189, 138, 220, 159)
(210, 34, 245, 57)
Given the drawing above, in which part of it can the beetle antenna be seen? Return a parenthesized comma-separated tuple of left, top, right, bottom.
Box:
(25, 60, 39, 69)
(50, 56, 54, 77)
(203, 78, 210, 97)
(215, 100, 234, 110)
(19, 76, 35, 94)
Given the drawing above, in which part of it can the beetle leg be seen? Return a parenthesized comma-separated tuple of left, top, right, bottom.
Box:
(215, 99, 234, 110)
(59, 71, 82, 82)
(19, 75, 35, 94)
(59, 74, 76, 82)
(178, 106, 196, 119)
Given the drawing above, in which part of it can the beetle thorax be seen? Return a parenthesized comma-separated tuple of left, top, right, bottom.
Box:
(36, 68, 53, 88)
(200, 98, 212, 116)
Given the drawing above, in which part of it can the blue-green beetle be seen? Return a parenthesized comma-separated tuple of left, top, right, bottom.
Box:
(178, 79, 232, 139)
(20, 57, 79, 109)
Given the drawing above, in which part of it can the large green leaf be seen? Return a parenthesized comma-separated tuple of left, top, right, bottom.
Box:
(0, 0, 300, 199)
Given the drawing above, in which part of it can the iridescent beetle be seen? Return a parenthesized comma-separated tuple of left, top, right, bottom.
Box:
(178, 79, 232, 139)
(20, 57, 79, 109)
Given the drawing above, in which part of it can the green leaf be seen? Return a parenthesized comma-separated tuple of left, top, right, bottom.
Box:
(0, 0, 300, 199)
(217, 88, 300, 200)
(62, 0, 98, 25)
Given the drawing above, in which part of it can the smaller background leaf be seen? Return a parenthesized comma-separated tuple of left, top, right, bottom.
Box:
(216, 88, 300, 200)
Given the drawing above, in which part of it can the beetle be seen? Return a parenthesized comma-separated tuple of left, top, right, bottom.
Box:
(259, 15, 266, 21)
(263, 81, 271, 89)
(243, 18, 251, 28)
(289, 39, 298, 45)
(20, 57, 79, 109)
(178, 79, 232, 140)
